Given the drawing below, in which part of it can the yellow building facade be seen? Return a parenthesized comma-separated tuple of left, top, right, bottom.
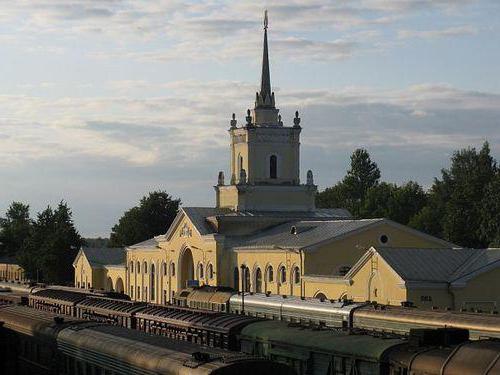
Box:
(73, 15, 500, 311)
(0, 256, 27, 283)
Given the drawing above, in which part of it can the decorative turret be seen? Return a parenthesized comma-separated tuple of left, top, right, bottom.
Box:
(218, 171, 225, 186)
(306, 170, 314, 185)
(293, 111, 301, 128)
(230, 113, 237, 129)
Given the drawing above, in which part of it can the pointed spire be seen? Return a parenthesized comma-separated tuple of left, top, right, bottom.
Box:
(256, 10, 275, 109)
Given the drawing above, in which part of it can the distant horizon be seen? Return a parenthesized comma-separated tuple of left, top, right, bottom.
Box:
(1, 1, 499, 237)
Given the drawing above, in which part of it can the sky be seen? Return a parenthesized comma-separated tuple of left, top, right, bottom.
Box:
(1, 0, 499, 237)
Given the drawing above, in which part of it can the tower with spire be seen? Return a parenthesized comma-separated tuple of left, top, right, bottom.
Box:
(215, 11, 317, 211)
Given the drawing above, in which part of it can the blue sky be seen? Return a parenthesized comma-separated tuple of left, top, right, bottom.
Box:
(1, 1, 499, 236)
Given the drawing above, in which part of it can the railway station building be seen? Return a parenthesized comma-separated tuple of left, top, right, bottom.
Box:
(73, 15, 500, 311)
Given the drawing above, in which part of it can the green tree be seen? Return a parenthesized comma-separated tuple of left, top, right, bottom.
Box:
(411, 142, 496, 247)
(19, 202, 83, 283)
(317, 148, 380, 217)
(360, 181, 427, 225)
(109, 191, 180, 247)
(479, 174, 500, 247)
(0, 202, 32, 257)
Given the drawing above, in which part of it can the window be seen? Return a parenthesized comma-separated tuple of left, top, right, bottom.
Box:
(130, 286, 134, 298)
(199, 263, 204, 279)
(233, 267, 239, 289)
(130, 261, 134, 273)
(243, 266, 251, 292)
(163, 290, 167, 304)
(267, 266, 274, 282)
(137, 261, 140, 274)
(238, 154, 243, 173)
(162, 262, 167, 276)
(143, 262, 147, 273)
(255, 268, 262, 293)
(279, 266, 286, 284)
(150, 264, 155, 301)
(270, 155, 277, 179)
(170, 262, 175, 277)
(137, 286, 140, 299)
(208, 264, 214, 279)
(421, 295, 432, 302)
(379, 234, 389, 244)
(293, 267, 300, 284)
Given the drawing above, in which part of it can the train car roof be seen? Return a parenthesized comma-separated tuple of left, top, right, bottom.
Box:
(356, 305, 500, 337)
(135, 305, 260, 332)
(230, 293, 364, 313)
(58, 323, 294, 374)
(76, 297, 146, 315)
(30, 288, 89, 305)
(240, 320, 405, 360)
(0, 304, 83, 339)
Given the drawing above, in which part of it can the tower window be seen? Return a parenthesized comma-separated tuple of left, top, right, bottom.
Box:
(270, 155, 277, 179)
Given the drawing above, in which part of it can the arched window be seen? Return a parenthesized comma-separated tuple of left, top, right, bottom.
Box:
(199, 263, 204, 279)
(150, 264, 155, 301)
(315, 292, 327, 301)
(162, 262, 167, 276)
(255, 268, 262, 293)
(208, 264, 214, 279)
(130, 261, 134, 273)
(170, 262, 176, 277)
(137, 261, 141, 274)
(233, 267, 239, 289)
(293, 267, 300, 284)
(243, 266, 251, 292)
(238, 154, 243, 173)
(270, 155, 277, 179)
(279, 266, 286, 284)
(267, 266, 274, 282)
(143, 262, 147, 274)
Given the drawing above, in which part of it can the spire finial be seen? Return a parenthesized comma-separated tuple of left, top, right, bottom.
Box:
(256, 10, 274, 109)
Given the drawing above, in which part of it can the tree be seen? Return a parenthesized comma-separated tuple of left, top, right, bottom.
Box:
(479, 174, 500, 247)
(0, 202, 32, 257)
(18, 202, 83, 283)
(316, 148, 380, 217)
(360, 181, 427, 225)
(109, 191, 180, 247)
(411, 142, 496, 247)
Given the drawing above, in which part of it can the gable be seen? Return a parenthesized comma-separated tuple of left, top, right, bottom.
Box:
(72, 249, 92, 270)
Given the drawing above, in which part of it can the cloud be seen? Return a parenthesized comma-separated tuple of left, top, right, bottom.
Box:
(398, 25, 478, 39)
(0, 0, 484, 64)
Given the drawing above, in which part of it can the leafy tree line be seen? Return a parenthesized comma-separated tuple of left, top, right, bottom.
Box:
(109, 191, 180, 247)
(316, 142, 500, 248)
(0, 191, 180, 283)
(0, 201, 83, 283)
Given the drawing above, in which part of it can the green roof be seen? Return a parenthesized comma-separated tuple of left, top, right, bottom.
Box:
(240, 320, 404, 360)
